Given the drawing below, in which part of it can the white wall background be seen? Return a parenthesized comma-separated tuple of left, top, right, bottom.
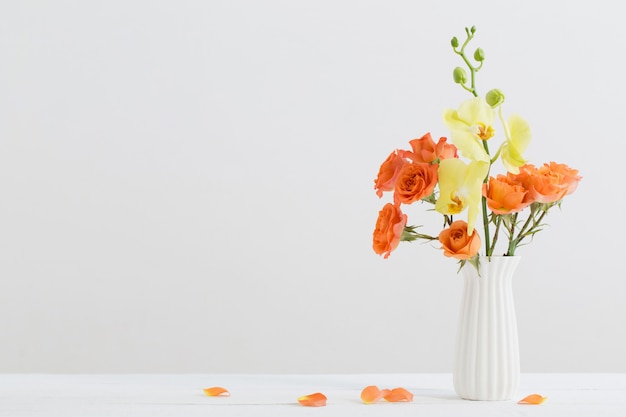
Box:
(1, 0, 624, 373)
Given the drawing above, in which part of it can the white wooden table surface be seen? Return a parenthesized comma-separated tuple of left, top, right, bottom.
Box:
(1, 373, 624, 416)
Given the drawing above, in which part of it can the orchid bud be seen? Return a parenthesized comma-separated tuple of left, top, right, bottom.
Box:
(451, 37, 459, 48)
(453, 67, 467, 84)
(486, 89, 505, 107)
(473, 48, 485, 62)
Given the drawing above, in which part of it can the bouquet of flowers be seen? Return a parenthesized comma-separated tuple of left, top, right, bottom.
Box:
(372, 26, 581, 269)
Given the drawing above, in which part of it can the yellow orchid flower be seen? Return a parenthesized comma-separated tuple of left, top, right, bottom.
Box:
(443, 97, 494, 163)
(435, 158, 489, 235)
(499, 113, 531, 174)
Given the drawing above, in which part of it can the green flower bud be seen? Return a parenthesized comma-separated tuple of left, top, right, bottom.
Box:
(470, 26, 476, 34)
(453, 67, 467, 84)
(474, 48, 485, 62)
(486, 89, 505, 108)
(451, 37, 459, 48)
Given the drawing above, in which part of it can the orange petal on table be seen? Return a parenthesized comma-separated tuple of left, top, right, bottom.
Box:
(361, 385, 391, 404)
(297, 392, 327, 407)
(203, 387, 230, 397)
(518, 394, 547, 404)
(384, 387, 414, 402)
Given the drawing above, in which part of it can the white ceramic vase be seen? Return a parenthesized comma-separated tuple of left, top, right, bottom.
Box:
(453, 256, 521, 401)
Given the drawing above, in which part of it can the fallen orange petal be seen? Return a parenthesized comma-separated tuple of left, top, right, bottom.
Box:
(361, 385, 391, 404)
(518, 394, 547, 404)
(384, 387, 414, 402)
(297, 392, 327, 407)
(203, 387, 230, 397)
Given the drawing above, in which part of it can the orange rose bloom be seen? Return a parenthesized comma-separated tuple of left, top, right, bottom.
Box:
(438, 220, 480, 260)
(394, 162, 438, 205)
(374, 150, 406, 198)
(546, 161, 581, 196)
(483, 174, 532, 214)
(515, 162, 581, 204)
(406, 132, 458, 163)
(373, 203, 407, 259)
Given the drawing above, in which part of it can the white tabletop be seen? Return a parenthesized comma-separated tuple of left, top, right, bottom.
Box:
(1, 373, 625, 417)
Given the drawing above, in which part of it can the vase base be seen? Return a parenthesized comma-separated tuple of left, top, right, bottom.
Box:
(458, 395, 513, 401)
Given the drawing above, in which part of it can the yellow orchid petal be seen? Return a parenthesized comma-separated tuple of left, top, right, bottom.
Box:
(436, 158, 467, 214)
(436, 159, 489, 235)
(456, 97, 496, 133)
(465, 161, 489, 235)
(518, 393, 547, 404)
(501, 114, 531, 174)
(443, 98, 493, 163)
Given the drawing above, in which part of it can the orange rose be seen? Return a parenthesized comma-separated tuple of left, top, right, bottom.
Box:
(546, 161, 581, 196)
(483, 174, 532, 214)
(373, 203, 407, 259)
(393, 162, 438, 205)
(515, 162, 581, 204)
(374, 150, 406, 198)
(405, 133, 458, 163)
(438, 139, 458, 160)
(438, 220, 480, 260)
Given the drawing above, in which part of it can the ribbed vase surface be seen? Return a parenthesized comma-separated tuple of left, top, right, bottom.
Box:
(453, 256, 521, 401)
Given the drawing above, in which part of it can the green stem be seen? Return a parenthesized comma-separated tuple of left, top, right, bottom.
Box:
(515, 207, 549, 246)
(481, 195, 490, 255)
(507, 212, 519, 255)
(490, 215, 502, 255)
(481, 139, 491, 256)
(453, 28, 481, 97)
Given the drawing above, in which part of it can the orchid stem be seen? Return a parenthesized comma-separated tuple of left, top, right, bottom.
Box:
(452, 25, 493, 257)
